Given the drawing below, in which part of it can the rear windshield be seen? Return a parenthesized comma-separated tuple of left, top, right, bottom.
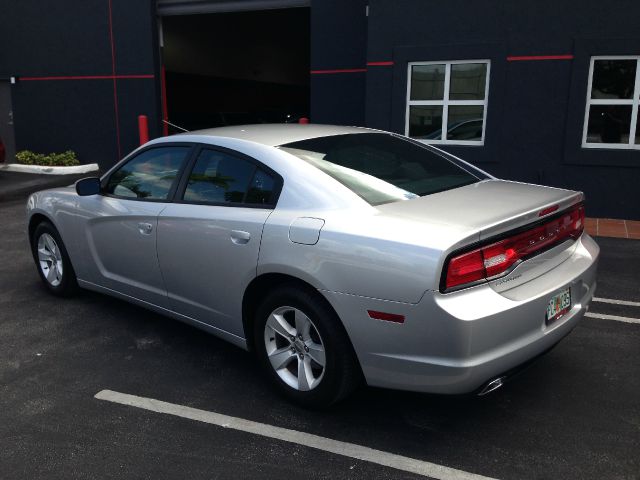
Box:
(279, 133, 481, 205)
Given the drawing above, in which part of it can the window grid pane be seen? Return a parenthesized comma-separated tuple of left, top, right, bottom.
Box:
(406, 60, 489, 145)
(583, 57, 640, 149)
(450, 63, 487, 100)
(410, 64, 446, 101)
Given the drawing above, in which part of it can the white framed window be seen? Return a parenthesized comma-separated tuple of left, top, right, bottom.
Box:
(582, 56, 640, 149)
(405, 60, 490, 145)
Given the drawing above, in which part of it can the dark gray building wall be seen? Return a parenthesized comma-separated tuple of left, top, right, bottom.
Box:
(310, 0, 367, 126)
(1, 0, 638, 219)
(363, 0, 640, 219)
(0, 0, 161, 169)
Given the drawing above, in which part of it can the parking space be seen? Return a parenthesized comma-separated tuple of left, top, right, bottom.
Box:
(1, 198, 638, 480)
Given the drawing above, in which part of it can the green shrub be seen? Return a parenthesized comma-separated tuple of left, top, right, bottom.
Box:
(16, 150, 80, 167)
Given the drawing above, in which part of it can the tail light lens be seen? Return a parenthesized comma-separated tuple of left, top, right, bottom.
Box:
(444, 203, 585, 291)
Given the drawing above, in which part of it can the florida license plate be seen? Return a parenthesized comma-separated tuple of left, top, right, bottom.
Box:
(546, 287, 571, 325)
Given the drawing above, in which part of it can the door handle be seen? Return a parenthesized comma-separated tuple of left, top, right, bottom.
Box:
(230, 230, 251, 244)
(138, 222, 153, 235)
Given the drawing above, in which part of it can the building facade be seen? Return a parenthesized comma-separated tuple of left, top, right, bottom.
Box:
(1, 0, 639, 219)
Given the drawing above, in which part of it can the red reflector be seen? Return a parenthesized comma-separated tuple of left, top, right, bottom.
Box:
(444, 203, 585, 291)
(538, 205, 559, 217)
(367, 310, 405, 323)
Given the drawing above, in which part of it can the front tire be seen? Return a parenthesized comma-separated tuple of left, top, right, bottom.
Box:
(31, 221, 78, 296)
(254, 285, 360, 408)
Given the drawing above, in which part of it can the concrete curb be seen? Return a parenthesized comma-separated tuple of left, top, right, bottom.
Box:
(0, 163, 99, 175)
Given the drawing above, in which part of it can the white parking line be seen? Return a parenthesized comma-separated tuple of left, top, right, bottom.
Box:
(585, 312, 640, 324)
(95, 389, 497, 480)
(593, 297, 640, 308)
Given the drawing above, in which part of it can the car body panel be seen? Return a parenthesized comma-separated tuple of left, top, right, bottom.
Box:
(72, 194, 171, 307)
(27, 187, 81, 265)
(320, 234, 598, 393)
(25, 124, 599, 396)
(157, 203, 273, 337)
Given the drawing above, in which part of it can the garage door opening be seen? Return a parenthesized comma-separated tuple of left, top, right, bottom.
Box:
(161, 7, 310, 134)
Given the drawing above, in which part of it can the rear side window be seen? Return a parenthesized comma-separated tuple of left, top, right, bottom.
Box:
(106, 146, 189, 200)
(182, 149, 276, 206)
(246, 168, 276, 204)
(280, 133, 480, 205)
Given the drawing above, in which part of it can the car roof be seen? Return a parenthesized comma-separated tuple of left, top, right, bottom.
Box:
(173, 124, 373, 147)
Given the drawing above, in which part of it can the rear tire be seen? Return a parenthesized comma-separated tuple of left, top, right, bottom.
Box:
(31, 221, 78, 296)
(254, 284, 360, 408)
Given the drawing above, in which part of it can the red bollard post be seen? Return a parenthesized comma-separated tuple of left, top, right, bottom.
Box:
(298, 117, 310, 124)
(138, 115, 149, 145)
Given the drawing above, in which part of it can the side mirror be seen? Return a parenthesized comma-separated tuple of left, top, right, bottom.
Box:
(75, 177, 101, 196)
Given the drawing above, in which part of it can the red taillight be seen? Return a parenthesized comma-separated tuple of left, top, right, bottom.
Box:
(446, 250, 485, 287)
(444, 204, 585, 291)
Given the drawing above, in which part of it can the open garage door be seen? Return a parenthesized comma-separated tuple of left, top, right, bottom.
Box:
(160, 6, 310, 133)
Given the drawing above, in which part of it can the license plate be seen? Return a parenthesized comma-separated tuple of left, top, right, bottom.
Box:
(546, 287, 571, 324)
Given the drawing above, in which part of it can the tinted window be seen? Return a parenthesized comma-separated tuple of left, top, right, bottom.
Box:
(183, 149, 275, 205)
(106, 147, 189, 200)
(280, 133, 481, 206)
(246, 168, 276, 205)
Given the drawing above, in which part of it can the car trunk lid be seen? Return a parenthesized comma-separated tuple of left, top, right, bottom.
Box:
(376, 179, 583, 241)
(375, 179, 585, 292)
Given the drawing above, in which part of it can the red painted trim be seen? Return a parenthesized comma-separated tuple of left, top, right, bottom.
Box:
(507, 54, 574, 62)
(160, 65, 169, 136)
(310, 62, 393, 74)
(19, 74, 154, 81)
(113, 74, 155, 79)
(310, 68, 367, 74)
(107, 0, 121, 160)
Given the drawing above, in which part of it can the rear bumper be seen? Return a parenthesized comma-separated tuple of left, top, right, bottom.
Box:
(322, 234, 599, 394)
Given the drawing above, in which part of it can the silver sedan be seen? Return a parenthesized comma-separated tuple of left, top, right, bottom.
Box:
(26, 125, 599, 407)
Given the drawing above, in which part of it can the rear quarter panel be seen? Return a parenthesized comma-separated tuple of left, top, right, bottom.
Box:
(258, 208, 476, 303)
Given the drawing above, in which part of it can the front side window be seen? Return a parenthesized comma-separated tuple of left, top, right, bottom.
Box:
(106, 146, 189, 200)
(583, 56, 640, 149)
(280, 133, 482, 206)
(406, 60, 490, 145)
(182, 149, 276, 206)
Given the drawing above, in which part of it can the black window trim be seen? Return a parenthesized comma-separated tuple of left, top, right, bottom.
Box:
(398, 133, 490, 180)
(99, 142, 197, 203)
(172, 143, 284, 209)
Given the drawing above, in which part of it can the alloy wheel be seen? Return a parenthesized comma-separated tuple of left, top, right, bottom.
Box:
(37, 233, 64, 287)
(263, 306, 326, 391)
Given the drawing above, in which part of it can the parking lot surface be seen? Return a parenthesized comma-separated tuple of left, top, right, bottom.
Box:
(1, 198, 639, 479)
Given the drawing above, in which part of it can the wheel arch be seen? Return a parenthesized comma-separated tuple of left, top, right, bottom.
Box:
(28, 212, 57, 246)
(243, 273, 314, 351)
(242, 272, 361, 373)
(28, 211, 79, 275)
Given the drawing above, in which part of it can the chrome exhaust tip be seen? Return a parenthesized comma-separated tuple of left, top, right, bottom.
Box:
(478, 376, 506, 396)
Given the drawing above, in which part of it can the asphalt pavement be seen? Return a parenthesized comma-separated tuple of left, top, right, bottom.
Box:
(0, 198, 638, 480)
